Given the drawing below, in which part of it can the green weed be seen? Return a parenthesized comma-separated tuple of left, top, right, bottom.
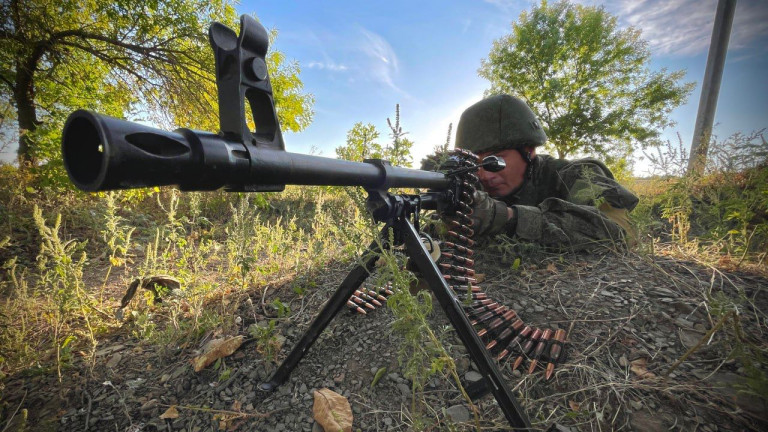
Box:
(249, 320, 281, 362)
(32, 206, 96, 379)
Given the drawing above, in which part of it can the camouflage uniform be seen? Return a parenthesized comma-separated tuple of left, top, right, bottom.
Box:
(495, 155, 638, 250)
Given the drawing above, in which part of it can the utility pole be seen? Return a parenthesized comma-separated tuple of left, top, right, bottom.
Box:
(687, 0, 737, 175)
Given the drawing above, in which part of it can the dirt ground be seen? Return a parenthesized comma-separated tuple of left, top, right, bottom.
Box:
(2, 246, 767, 431)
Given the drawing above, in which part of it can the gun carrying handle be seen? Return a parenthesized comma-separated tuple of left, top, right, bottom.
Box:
(209, 15, 284, 151)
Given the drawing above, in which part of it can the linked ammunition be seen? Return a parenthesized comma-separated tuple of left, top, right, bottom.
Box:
(447, 231, 475, 246)
(471, 306, 509, 326)
(349, 295, 375, 310)
(447, 220, 474, 237)
(545, 329, 567, 380)
(440, 263, 476, 276)
(346, 300, 366, 315)
(477, 310, 518, 337)
(512, 328, 542, 371)
(466, 302, 502, 316)
(443, 274, 476, 284)
(496, 326, 532, 361)
(453, 148, 479, 161)
(442, 253, 474, 266)
(455, 291, 488, 301)
(443, 242, 474, 256)
(527, 329, 553, 374)
(486, 318, 524, 350)
(355, 290, 382, 307)
(457, 201, 473, 215)
(367, 289, 388, 302)
(449, 284, 482, 293)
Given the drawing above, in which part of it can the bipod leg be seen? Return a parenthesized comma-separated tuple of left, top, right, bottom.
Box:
(399, 218, 531, 430)
(259, 233, 384, 392)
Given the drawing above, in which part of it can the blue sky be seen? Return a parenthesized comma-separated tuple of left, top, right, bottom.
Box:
(240, 0, 768, 175)
(1, 1, 764, 174)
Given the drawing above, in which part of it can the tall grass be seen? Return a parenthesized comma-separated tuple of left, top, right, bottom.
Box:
(0, 170, 370, 378)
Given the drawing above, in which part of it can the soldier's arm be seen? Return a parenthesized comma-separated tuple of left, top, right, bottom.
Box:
(503, 160, 638, 250)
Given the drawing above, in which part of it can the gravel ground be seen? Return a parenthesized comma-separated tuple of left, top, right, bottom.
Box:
(2, 246, 767, 431)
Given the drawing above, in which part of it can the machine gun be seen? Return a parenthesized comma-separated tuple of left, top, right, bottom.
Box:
(60, 15, 559, 430)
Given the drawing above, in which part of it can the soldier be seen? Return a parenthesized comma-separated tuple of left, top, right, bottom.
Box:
(454, 94, 638, 250)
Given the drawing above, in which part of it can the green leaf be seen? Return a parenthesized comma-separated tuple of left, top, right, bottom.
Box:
(371, 367, 387, 388)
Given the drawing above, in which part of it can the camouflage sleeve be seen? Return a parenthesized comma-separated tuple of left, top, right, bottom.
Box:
(505, 159, 639, 250)
(556, 159, 638, 211)
(509, 199, 629, 250)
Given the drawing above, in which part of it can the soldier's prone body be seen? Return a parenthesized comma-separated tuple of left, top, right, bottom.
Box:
(453, 94, 639, 250)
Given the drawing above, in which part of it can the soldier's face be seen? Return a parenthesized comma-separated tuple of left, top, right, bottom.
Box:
(476, 147, 535, 198)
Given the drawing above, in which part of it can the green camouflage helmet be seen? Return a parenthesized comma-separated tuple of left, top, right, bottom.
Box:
(455, 94, 547, 154)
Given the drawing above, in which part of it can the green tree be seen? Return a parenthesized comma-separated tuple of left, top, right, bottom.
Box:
(478, 0, 694, 164)
(0, 0, 313, 171)
(336, 122, 383, 162)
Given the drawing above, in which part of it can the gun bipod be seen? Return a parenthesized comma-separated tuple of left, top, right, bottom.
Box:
(259, 217, 531, 430)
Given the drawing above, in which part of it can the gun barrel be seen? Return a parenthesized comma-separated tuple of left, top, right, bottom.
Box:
(62, 110, 451, 193)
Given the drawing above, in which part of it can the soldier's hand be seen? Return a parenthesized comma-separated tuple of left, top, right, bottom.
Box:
(470, 191, 510, 237)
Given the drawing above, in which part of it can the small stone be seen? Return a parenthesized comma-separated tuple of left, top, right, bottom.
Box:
(445, 405, 470, 423)
(464, 371, 483, 383)
(455, 358, 470, 373)
(383, 417, 393, 426)
(140, 399, 159, 413)
(619, 355, 629, 368)
(674, 317, 694, 328)
(629, 411, 665, 432)
(106, 353, 122, 368)
(679, 330, 703, 348)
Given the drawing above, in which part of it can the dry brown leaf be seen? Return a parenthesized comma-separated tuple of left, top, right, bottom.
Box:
(313, 388, 353, 432)
(568, 400, 580, 412)
(546, 262, 558, 274)
(160, 405, 180, 419)
(231, 400, 242, 411)
(192, 336, 244, 372)
(630, 358, 656, 379)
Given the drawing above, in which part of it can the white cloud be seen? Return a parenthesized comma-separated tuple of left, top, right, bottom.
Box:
(306, 61, 348, 71)
(488, 0, 768, 57)
(357, 27, 407, 95)
(606, 0, 768, 56)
